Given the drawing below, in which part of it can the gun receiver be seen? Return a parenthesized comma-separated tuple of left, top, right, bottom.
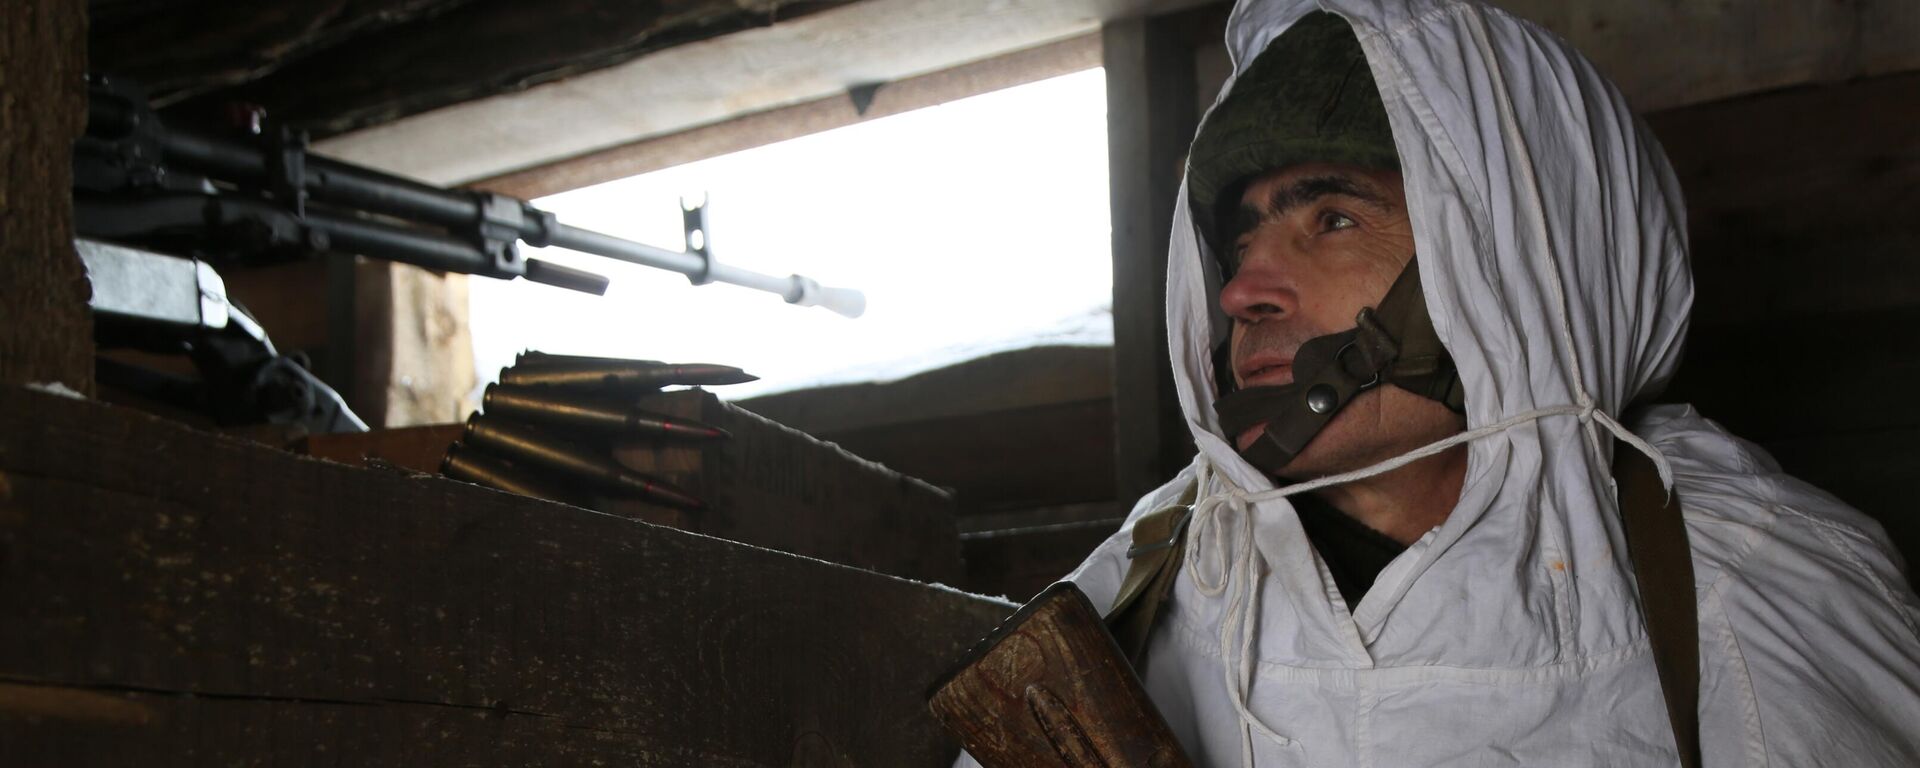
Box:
(75, 77, 866, 317)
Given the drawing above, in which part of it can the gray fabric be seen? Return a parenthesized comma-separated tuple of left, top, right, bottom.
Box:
(1185, 11, 1399, 251)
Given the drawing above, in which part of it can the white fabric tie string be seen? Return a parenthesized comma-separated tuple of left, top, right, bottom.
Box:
(1183, 403, 1671, 766)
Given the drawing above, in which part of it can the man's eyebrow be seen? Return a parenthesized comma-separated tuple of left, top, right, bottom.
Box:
(1231, 175, 1392, 240)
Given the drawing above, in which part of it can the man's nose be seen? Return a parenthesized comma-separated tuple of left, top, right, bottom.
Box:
(1218, 245, 1297, 323)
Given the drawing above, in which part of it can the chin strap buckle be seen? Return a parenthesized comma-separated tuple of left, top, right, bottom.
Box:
(1216, 258, 1457, 473)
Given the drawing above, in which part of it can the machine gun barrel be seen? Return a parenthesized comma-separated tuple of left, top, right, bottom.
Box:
(84, 87, 866, 316)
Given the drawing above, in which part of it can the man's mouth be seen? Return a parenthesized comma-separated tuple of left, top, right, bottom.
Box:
(1239, 361, 1293, 387)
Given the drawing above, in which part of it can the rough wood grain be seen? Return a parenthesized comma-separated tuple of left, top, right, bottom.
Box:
(1649, 72, 1920, 581)
(610, 389, 967, 585)
(0, 386, 1012, 765)
(742, 345, 1113, 438)
(88, 0, 479, 106)
(471, 34, 1102, 200)
(299, 422, 464, 470)
(352, 263, 476, 427)
(0, 0, 93, 394)
(158, 0, 860, 138)
(963, 519, 1126, 603)
(1495, 0, 1920, 113)
(1105, 9, 1210, 504)
(1647, 71, 1920, 327)
(793, 399, 1118, 515)
(297, 389, 965, 583)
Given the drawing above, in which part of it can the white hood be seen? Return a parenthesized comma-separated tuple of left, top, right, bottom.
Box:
(964, 1, 1920, 765)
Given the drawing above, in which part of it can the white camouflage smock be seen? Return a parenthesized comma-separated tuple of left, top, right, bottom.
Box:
(957, 0, 1920, 765)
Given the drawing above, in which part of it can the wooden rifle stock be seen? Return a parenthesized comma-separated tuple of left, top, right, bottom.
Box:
(927, 582, 1194, 767)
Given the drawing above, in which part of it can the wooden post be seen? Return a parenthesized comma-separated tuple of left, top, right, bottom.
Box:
(0, 0, 92, 393)
(1104, 12, 1204, 503)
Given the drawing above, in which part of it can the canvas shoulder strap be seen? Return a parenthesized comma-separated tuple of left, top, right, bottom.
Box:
(1102, 449, 1699, 767)
(1104, 481, 1198, 666)
(1615, 445, 1702, 768)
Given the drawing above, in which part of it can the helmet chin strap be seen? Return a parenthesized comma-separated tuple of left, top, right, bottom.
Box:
(1214, 258, 1466, 475)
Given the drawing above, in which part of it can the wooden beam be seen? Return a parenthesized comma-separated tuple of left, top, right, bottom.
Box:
(472, 34, 1101, 200)
(961, 518, 1125, 602)
(89, 0, 482, 107)
(351, 263, 477, 427)
(0, 0, 92, 394)
(1104, 8, 1218, 503)
(741, 344, 1111, 438)
(1646, 72, 1920, 585)
(159, 0, 862, 138)
(0, 387, 1010, 764)
(1646, 71, 1920, 327)
(805, 398, 1118, 514)
(1495, 0, 1920, 112)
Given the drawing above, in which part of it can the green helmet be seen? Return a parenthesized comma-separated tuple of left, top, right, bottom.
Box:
(1186, 11, 1400, 254)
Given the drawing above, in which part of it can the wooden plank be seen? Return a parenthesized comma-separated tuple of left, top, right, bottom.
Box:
(961, 519, 1125, 603)
(0, 386, 1011, 765)
(473, 35, 1102, 200)
(0, 0, 92, 394)
(300, 423, 465, 471)
(297, 390, 966, 583)
(1104, 9, 1212, 503)
(1646, 71, 1920, 327)
(809, 399, 1118, 514)
(958, 501, 1128, 535)
(740, 344, 1112, 438)
(610, 390, 967, 584)
(158, 0, 862, 138)
(0, 680, 754, 766)
(353, 263, 477, 428)
(1495, 0, 1920, 113)
(87, 0, 479, 105)
(314, 0, 1213, 186)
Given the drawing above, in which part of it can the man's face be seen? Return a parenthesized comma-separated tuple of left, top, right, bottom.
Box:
(1220, 162, 1464, 479)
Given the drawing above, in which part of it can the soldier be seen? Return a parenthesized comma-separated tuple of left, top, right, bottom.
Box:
(957, 1, 1920, 765)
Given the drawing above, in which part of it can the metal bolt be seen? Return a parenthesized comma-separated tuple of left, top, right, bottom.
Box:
(1306, 384, 1338, 414)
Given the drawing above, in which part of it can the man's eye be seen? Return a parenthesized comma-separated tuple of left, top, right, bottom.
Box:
(1321, 212, 1357, 232)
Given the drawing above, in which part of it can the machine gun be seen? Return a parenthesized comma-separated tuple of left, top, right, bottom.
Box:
(75, 77, 867, 312)
(73, 76, 866, 434)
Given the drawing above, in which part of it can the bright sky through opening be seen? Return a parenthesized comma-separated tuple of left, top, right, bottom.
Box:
(469, 68, 1112, 400)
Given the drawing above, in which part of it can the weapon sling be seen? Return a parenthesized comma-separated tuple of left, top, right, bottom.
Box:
(1106, 443, 1700, 767)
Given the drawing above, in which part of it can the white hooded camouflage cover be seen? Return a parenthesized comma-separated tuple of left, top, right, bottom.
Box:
(956, 0, 1920, 765)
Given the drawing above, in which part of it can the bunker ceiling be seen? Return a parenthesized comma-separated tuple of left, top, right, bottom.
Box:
(91, 0, 1210, 186)
(89, 0, 861, 138)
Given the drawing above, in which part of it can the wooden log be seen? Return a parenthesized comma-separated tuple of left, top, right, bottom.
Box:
(352, 263, 477, 428)
(962, 518, 1127, 603)
(299, 422, 465, 470)
(1104, 8, 1216, 505)
(471, 34, 1103, 201)
(610, 389, 967, 585)
(741, 346, 1119, 515)
(299, 388, 966, 584)
(0, 386, 1012, 765)
(742, 345, 1113, 438)
(160, 0, 860, 138)
(0, 0, 92, 394)
(1646, 71, 1920, 328)
(799, 399, 1118, 514)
